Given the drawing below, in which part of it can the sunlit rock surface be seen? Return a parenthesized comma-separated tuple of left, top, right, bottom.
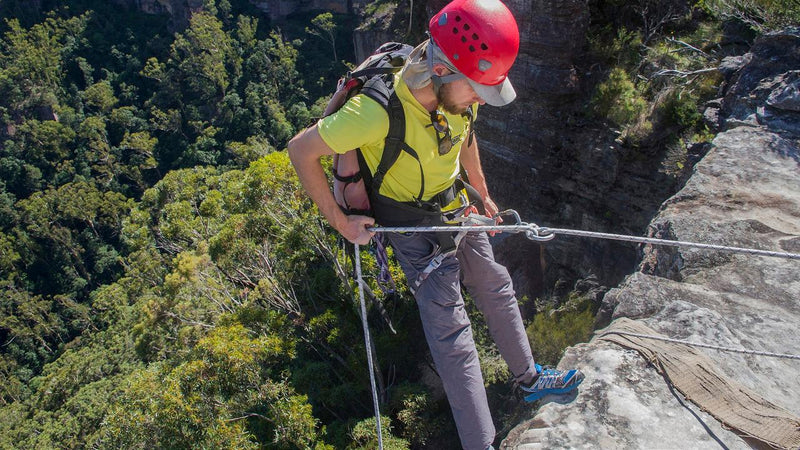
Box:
(502, 29, 800, 450)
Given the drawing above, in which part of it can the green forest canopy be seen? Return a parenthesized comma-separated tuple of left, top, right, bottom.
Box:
(1, 0, 798, 448)
(0, 1, 437, 447)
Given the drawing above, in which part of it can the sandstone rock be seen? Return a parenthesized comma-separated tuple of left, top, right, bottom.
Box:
(501, 342, 753, 450)
(702, 105, 721, 131)
(767, 71, 800, 112)
(502, 31, 800, 450)
(110, 0, 203, 29)
(722, 29, 800, 132)
(718, 53, 752, 76)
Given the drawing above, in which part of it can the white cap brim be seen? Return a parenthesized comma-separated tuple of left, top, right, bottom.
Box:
(467, 77, 516, 106)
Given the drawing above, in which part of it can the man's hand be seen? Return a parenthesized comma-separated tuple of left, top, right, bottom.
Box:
(288, 126, 375, 245)
(483, 196, 500, 220)
(337, 214, 376, 245)
(482, 196, 502, 236)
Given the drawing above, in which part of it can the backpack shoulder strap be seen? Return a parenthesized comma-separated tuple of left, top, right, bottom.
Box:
(360, 76, 425, 202)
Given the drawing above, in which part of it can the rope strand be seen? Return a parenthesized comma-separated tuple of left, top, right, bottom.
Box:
(362, 215, 799, 443)
(369, 224, 800, 260)
(600, 330, 800, 361)
(541, 227, 800, 261)
(355, 244, 384, 449)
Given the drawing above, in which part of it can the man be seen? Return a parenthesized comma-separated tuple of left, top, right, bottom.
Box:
(288, 0, 584, 448)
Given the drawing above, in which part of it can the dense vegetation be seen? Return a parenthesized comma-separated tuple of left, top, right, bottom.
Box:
(0, 0, 796, 448)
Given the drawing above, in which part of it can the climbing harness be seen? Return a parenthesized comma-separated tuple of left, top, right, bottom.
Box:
(354, 244, 384, 450)
(407, 207, 498, 294)
(600, 330, 800, 361)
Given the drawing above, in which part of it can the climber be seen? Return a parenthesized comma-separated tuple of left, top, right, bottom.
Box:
(287, 0, 584, 448)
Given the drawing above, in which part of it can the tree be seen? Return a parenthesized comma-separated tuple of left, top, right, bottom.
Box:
(167, 12, 240, 104)
(14, 180, 131, 298)
(78, 115, 116, 185)
(306, 13, 338, 62)
(117, 130, 158, 190)
(0, 15, 87, 113)
(100, 324, 326, 448)
(7, 119, 77, 194)
(82, 80, 118, 113)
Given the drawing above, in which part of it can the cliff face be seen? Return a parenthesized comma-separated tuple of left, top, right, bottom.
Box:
(357, 0, 632, 299)
(109, 0, 357, 29)
(501, 29, 800, 449)
(345, 0, 703, 305)
(481, 0, 695, 300)
(110, 0, 203, 28)
(351, 0, 687, 300)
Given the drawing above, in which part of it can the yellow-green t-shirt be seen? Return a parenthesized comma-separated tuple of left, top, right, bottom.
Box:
(317, 73, 475, 204)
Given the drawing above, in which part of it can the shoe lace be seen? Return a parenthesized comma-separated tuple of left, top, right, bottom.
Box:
(532, 367, 572, 389)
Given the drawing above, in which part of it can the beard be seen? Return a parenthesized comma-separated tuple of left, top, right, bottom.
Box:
(436, 82, 470, 115)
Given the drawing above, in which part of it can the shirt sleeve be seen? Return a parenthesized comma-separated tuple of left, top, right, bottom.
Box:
(317, 94, 389, 154)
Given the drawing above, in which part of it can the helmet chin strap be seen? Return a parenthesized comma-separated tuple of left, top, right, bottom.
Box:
(426, 40, 465, 96)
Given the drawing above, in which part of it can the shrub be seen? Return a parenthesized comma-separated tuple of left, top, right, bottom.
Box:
(699, 0, 800, 32)
(349, 415, 409, 450)
(592, 67, 650, 128)
(661, 89, 702, 128)
(388, 382, 446, 447)
(526, 298, 595, 366)
(589, 26, 644, 71)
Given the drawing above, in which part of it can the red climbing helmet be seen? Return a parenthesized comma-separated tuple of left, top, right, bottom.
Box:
(429, 0, 520, 106)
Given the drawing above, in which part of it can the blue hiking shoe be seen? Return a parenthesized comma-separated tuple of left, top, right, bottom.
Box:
(521, 364, 585, 403)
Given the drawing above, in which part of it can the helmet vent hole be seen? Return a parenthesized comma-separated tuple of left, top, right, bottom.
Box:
(472, 33, 479, 40)
(461, 36, 467, 43)
(452, 27, 459, 34)
(455, 15, 461, 22)
(469, 45, 476, 52)
(481, 43, 488, 51)
(463, 24, 470, 31)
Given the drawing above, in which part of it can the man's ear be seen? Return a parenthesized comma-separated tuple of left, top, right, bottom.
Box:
(431, 63, 451, 77)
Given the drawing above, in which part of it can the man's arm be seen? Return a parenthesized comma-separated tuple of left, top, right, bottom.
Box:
(287, 125, 375, 245)
(459, 134, 500, 219)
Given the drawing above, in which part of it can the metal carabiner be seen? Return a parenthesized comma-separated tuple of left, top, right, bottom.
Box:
(493, 209, 523, 225)
(494, 209, 555, 242)
(523, 223, 556, 242)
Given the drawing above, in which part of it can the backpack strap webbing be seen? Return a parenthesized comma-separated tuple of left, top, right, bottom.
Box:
(350, 66, 399, 80)
(332, 168, 362, 183)
(464, 105, 475, 148)
(359, 76, 426, 203)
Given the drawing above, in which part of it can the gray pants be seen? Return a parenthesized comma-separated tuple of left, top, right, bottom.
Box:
(387, 231, 537, 450)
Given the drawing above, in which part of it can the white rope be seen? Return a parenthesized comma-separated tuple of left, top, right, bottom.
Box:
(540, 227, 800, 261)
(369, 223, 800, 260)
(601, 330, 800, 361)
(361, 215, 799, 445)
(354, 244, 384, 449)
